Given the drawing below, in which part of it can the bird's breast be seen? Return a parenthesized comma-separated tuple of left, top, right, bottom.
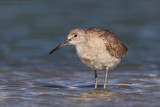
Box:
(75, 44, 121, 70)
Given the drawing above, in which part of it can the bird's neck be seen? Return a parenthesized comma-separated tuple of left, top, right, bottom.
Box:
(75, 43, 87, 53)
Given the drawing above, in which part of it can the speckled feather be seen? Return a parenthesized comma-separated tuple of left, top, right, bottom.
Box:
(85, 27, 128, 59)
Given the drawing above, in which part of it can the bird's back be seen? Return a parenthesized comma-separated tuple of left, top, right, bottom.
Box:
(85, 27, 128, 59)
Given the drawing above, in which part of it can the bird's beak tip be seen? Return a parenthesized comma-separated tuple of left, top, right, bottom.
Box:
(49, 52, 52, 54)
(49, 39, 69, 54)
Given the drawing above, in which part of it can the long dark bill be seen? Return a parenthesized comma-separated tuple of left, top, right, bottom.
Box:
(49, 40, 69, 54)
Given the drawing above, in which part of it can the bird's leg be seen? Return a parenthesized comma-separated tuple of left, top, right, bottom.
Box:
(103, 67, 109, 89)
(94, 70, 98, 88)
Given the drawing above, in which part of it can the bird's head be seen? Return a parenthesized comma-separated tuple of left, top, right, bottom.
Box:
(49, 29, 87, 54)
(67, 29, 87, 45)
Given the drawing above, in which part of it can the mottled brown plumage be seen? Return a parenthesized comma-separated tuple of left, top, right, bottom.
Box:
(85, 27, 127, 58)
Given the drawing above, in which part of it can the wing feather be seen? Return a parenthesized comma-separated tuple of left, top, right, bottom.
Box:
(86, 27, 128, 58)
(105, 30, 128, 58)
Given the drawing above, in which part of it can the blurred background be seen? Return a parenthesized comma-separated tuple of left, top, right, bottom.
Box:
(0, 0, 160, 107)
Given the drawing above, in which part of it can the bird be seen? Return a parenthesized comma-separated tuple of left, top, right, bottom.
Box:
(49, 27, 127, 89)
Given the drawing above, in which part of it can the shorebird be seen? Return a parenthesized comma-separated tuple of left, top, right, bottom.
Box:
(49, 27, 127, 89)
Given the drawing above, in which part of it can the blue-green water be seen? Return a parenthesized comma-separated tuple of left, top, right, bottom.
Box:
(0, 0, 160, 107)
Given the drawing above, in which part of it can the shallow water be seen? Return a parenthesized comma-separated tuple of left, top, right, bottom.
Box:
(0, 0, 160, 107)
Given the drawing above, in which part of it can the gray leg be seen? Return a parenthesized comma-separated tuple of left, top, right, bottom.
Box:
(103, 67, 109, 89)
(94, 70, 98, 88)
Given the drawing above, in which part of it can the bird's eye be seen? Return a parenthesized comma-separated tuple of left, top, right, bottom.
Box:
(74, 34, 77, 37)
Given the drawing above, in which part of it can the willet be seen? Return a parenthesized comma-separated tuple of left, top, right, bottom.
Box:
(49, 27, 127, 89)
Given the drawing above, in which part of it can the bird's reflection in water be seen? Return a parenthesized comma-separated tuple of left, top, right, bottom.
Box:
(74, 88, 123, 102)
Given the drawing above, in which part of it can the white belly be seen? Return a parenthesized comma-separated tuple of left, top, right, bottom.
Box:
(79, 53, 121, 70)
(76, 45, 121, 70)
